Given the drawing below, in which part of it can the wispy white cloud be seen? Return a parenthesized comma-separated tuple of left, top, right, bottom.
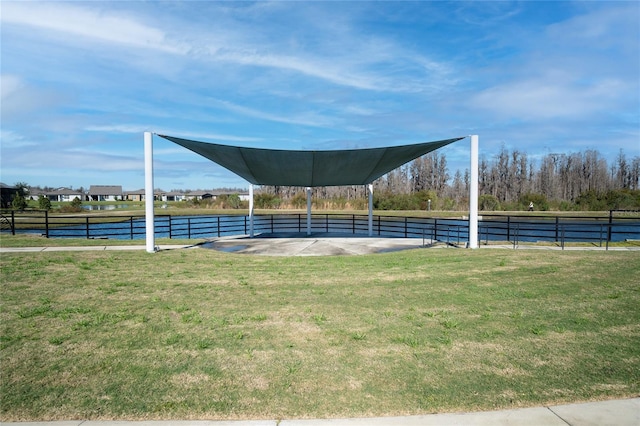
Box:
(453, 1, 524, 27)
(546, 3, 640, 53)
(0, 74, 68, 119)
(471, 77, 630, 120)
(1, 2, 186, 54)
(0, 74, 23, 98)
(1, 1, 456, 95)
(468, 3, 638, 132)
(2, 143, 140, 172)
(1, 1, 637, 190)
(207, 98, 337, 128)
(215, 50, 382, 91)
(85, 124, 263, 144)
(0, 129, 34, 149)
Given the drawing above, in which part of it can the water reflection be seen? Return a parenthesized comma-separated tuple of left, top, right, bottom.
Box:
(82, 204, 129, 211)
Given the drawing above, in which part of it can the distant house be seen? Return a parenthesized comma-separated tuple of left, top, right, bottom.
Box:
(32, 187, 84, 202)
(184, 190, 215, 201)
(88, 185, 123, 201)
(212, 190, 251, 201)
(162, 191, 186, 202)
(0, 183, 19, 208)
(158, 190, 249, 202)
(235, 191, 251, 201)
(125, 189, 145, 202)
(125, 189, 162, 201)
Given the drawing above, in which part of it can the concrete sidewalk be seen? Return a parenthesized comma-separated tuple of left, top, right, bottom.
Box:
(2, 398, 638, 426)
(1, 238, 639, 256)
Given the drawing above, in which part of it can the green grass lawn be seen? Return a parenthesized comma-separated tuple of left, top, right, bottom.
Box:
(1, 247, 638, 420)
(0, 235, 201, 248)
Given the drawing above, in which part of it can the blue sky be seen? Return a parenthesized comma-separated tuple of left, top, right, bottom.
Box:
(1, 1, 638, 192)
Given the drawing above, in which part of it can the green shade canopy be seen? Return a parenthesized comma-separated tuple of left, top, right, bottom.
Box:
(159, 134, 464, 187)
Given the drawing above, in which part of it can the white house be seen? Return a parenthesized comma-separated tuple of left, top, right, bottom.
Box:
(44, 188, 84, 202)
(88, 185, 123, 201)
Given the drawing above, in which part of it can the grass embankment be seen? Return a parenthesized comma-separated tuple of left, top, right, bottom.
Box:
(1, 248, 639, 420)
(0, 235, 202, 248)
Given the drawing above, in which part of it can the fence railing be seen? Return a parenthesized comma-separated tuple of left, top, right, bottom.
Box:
(2, 210, 639, 246)
(478, 212, 640, 246)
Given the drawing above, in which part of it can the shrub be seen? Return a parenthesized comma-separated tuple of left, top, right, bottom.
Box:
(220, 194, 241, 209)
(254, 193, 281, 209)
(70, 197, 82, 208)
(11, 193, 27, 211)
(291, 192, 307, 209)
(575, 189, 640, 211)
(59, 197, 83, 213)
(38, 195, 52, 211)
(478, 194, 500, 211)
(519, 193, 549, 211)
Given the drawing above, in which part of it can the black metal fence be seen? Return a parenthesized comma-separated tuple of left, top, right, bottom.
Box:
(479, 211, 640, 246)
(2, 210, 639, 246)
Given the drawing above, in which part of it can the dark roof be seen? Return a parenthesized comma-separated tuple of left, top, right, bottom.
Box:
(88, 185, 123, 195)
(159, 135, 464, 187)
(39, 188, 83, 195)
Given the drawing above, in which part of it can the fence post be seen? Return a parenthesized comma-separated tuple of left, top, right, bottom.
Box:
(599, 224, 603, 248)
(217, 216, 220, 237)
(85, 216, 89, 239)
(608, 210, 613, 242)
(44, 210, 49, 238)
(244, 216, 247, 235)
(507, 216, 511, 242)
(130, 217, 134, 239)
(404, 217, 408, 238)
(352, 215, 355, 234)
(433, 218, 438, 241)
(11, 210, 15, 235)
(188, 218, 191, 239)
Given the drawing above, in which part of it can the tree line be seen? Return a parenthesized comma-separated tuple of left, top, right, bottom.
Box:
(257, 147, 640, 211)
(8, 148, 639, 212)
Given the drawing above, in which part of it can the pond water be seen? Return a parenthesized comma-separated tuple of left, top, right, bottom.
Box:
(9, 214, 640, 243)
(82, 204, 130, 211)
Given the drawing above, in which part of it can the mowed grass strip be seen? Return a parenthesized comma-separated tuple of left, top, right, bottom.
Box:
(1, 248, 638, 420)
(0, 235, 202, 247)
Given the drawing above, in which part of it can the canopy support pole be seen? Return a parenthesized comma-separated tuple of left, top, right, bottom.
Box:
(469, 135, 479, 249)
(306, 187, 312, 235)
(368, 183, 373, 237)
(249, 184, 254, 238)
(144, 132, 155, 253)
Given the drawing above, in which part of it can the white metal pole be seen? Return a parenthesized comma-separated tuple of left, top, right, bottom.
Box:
(306, 187, 312, 235)
(144, 132, 155, 253)
(368, 183, 373, 237)
(469, 135, 479, 249)
(249, 184, 254, 237)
